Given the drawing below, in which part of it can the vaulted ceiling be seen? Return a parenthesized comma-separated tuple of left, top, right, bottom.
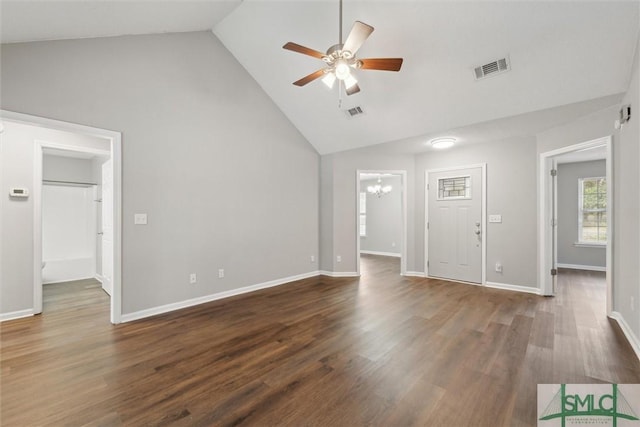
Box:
(2, 1, 638, 155)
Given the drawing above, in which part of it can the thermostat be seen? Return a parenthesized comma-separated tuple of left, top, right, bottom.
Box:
(9, 188, 29, 198)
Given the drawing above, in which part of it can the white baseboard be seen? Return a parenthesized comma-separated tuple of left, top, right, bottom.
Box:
(609, 311, 640, 362)
(94, 274, 104, 283)
(43, 275, 96, 285)
(0, 308, 34, 322)
(318, 270, 360, 278)
(485, 281, 541, 295)
(121, 271, 321, 323)
(405, 271, 426, 278)
(42, 257, 95, 284)
(360, 250, 401, 258)
(557, 263, 606, 272)
(424, 275, 483, 286)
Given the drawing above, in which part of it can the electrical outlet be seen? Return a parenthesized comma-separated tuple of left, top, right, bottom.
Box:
(495, 262, 502, 273)
(631, 296, 635, 311)
(134, 213, 147, 225)
(189, 273, 197, 284)
(337, 255, 342, 263)
(310, 255, 315, 262)
(218, 269, 224, 279)
(391, 242, 396, 248)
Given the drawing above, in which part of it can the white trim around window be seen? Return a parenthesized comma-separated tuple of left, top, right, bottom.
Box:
(577, 176, 607, 245)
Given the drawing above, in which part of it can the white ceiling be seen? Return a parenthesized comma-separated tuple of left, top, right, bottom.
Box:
(0, 0, 241, 43)
(214, 1, 639, 154)
(555, 145, 607, 165)
(1, 1, 638, 155)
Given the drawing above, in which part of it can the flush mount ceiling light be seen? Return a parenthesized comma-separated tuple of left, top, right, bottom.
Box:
(430, 137, 456, 149)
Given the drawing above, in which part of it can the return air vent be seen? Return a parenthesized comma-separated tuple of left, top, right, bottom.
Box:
(344, 106, 365, 119)
(474, 56, 510, 80)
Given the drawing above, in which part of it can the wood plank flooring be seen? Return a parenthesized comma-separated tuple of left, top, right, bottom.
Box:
(2, 258, 639, 426)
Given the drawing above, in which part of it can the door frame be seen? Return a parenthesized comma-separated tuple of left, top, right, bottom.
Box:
(100, 158, 113, 296)
(356, 170, 408, 276)
(425, 163, 487, 284)
(1, 110, 123, 324)
(538, 136, 612, 315)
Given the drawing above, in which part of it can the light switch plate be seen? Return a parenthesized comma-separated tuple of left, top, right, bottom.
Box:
(489, 214, 502, 223)
(134, 213, 148, 225)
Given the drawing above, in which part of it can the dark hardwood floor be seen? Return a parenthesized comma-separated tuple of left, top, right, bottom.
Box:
(2, 260, 639, 426)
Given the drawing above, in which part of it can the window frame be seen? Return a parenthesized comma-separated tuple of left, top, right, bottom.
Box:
(577, 176, 606, 245)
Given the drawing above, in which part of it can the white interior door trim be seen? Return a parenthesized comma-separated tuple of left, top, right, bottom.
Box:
(425, 163, 487, 284)
(356, 170, 408, 276)
(34, 140, 110, 313)
(538, 136, 612, 315)
(1, 109, 123, 324)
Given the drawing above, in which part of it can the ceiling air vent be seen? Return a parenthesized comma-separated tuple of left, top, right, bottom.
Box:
(474, 56, 510, 80)
(344, 106, 365, 119)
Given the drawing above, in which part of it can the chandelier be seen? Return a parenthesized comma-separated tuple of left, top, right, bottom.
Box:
(367, 177, 392, 198)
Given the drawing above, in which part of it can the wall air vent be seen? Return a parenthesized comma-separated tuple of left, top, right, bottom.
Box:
(344, 106, 365, 119)
(474, 56, 510, 80)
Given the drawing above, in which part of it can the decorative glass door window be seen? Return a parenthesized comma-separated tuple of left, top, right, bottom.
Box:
(438, 175, 471, 200)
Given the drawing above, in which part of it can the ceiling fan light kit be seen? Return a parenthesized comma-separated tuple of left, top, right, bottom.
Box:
(283, 0, 403, 97)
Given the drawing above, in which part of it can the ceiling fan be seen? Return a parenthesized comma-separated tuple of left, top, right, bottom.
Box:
(283, 0, 403, 96)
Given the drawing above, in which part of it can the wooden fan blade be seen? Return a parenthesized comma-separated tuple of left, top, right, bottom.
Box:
(342, 21, 374, 56)
(293, 69, 326, 86)
(283, 42, 325, 59)
(346, 83, 361, 96)
(359, 58, 404, 72)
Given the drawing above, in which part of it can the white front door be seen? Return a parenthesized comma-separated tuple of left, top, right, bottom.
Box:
(101, 159, 113, 296)
(427, 166, 482, 283)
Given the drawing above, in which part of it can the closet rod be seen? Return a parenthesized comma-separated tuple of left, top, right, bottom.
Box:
(43, 179, 98, 187)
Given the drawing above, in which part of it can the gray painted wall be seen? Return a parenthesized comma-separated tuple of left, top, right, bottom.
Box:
(319, 156, 334, 272)
(1, 31, 319, 316)
(537, 34, 639, 340)
(320, 151, 415, 273)
(557, 160, 606, 268)
(360, 176, 402, 256)
(43, 155, 94, 183)
(415, 137, 538, 288)
(1, 122, 109, 314)
(320, 136, 535, 287)
(617, 33, 640, 340)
